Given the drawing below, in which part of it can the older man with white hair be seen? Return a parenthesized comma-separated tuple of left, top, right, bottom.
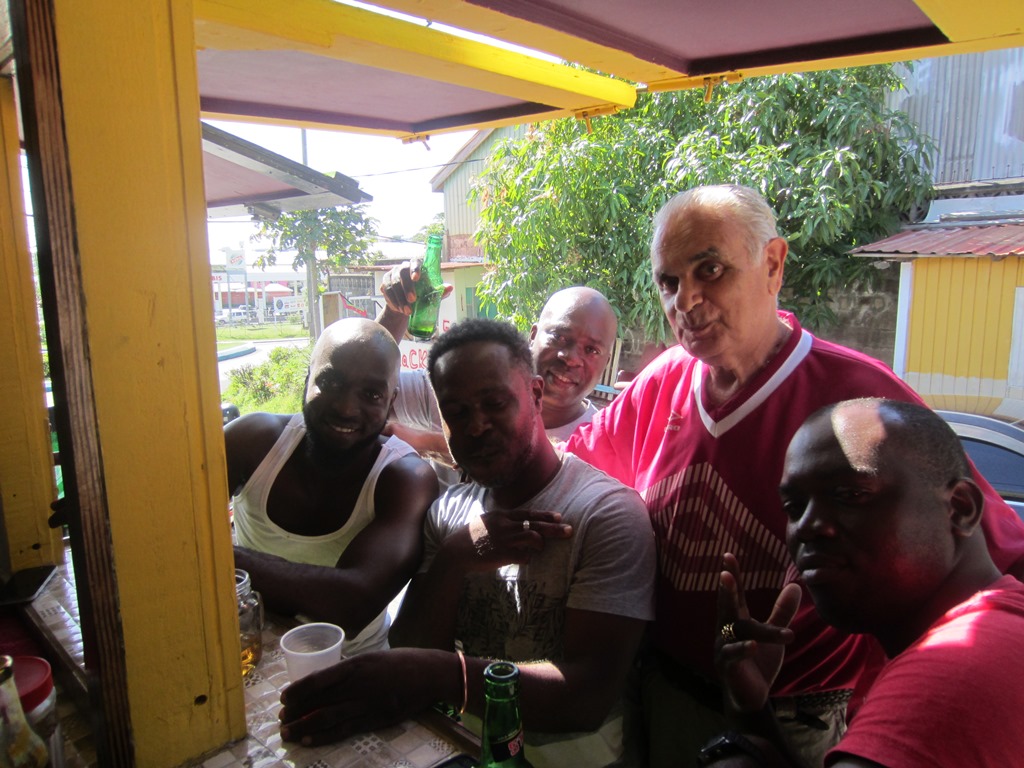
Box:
(564, 184, 1024, 767)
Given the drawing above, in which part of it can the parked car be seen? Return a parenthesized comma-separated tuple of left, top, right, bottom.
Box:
(230, 306, 258, 322)
(938, 411, 1024, 519)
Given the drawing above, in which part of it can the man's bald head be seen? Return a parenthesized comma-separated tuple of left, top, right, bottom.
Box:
(798, 398, 971, 488)
(537, 287, 618, 346)
(530, 287, 618, 421)
(312, 318, 401, 380)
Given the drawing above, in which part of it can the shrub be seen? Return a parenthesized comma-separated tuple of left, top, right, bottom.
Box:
(223, 343, 312, 415)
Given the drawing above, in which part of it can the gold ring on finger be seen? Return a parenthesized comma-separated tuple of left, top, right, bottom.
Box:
(720, 622, 737, 643)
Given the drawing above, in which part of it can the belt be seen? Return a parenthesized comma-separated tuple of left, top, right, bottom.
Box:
(773, 690, 853, 731)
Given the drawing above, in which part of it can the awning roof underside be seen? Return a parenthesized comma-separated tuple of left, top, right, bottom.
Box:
(194, 0, 636, 140)
(853, 223, 1024, 259)
(193, 0, 1024, 139)
(201, 121, 370, 218)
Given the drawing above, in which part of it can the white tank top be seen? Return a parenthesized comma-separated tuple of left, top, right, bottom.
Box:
(233, 413, 416, 655)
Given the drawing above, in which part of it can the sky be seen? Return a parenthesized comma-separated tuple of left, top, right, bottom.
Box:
(205, 120, 475, 261)
(203, 0, 562, 263)
(20, 122, 475, 263)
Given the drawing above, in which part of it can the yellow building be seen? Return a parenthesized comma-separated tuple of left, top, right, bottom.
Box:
(856, 223, 1024, 420)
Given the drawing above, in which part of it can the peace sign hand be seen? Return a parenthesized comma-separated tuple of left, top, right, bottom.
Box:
(714, 552, 801, 714)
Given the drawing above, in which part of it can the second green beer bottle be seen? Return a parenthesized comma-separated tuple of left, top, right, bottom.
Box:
(478, 661, 533, 768)
(408, 233, 444, 340)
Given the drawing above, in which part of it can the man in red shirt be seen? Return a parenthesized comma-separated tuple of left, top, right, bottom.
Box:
(705, 399, 1024, 767)
(564, 184, 1024, 767)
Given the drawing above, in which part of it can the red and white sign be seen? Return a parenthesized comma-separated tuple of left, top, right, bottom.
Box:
(398, 300, 455, 371)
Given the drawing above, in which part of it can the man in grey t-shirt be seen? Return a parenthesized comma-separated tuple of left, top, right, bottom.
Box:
(279, 319, 655, 768)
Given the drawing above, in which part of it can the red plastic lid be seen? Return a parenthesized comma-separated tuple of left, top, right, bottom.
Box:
(12, 656, 53, 713)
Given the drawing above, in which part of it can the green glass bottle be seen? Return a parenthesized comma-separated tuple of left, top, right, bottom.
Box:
(479, 661, 533, 768)
(408, 233, 444, 340)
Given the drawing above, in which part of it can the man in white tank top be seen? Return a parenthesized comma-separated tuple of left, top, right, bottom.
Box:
(226, 318, 439, 656)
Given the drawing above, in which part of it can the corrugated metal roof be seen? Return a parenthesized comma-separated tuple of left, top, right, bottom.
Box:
(852, 223, 1024, 258)
(889, 49, 1024, 184)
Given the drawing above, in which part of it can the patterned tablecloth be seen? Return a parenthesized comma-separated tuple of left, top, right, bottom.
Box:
(211, 619, 470, 768)
(24, 554, 473, 768)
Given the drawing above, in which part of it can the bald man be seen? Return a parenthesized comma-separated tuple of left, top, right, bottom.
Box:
(377, 283, 618, 479)
(528, 287, 620, 439)
(706, 399, 1024, 767)
(226, 318, 438, 656)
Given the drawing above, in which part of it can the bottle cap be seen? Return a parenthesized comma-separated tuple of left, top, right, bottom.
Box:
(12, 655, 54, 712)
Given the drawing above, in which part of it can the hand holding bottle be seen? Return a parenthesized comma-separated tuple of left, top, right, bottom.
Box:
(377, 236, 454, 341)
(379, 256, 453, 314)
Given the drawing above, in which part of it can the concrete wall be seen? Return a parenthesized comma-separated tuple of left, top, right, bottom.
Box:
(815, 270, 901, 368)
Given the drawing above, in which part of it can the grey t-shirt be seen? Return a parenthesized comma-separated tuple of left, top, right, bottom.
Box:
(393, 370, 461, 488)
(420, 453, 656, 767)
(394, 369, 444, 431)
(421, 452, 656, 660)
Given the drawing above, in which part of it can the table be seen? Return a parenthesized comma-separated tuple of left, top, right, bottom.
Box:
(215, 618, 476, 768)
(24, 551, 477, 767)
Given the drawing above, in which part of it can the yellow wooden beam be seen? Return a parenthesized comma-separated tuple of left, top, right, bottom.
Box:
(201, 103, 616, 140)
(374, 0, 1024, 95)
(913, 0, 1024, 41)
(37, 0, 243, 762)
(199, 106, 583, 139)
(646, 34, 1024, 93)
(0, 76, 62, 572)
(360, 0, 681, 84)
(194, 0, 636, 112)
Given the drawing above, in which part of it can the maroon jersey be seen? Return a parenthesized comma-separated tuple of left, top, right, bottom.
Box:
(567, 312, 1024, 695)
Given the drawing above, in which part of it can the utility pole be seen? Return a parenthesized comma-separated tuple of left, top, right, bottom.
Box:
(301, 128, 320, 341)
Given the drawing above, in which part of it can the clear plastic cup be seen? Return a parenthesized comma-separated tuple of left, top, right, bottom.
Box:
(280, 622, 344, 681)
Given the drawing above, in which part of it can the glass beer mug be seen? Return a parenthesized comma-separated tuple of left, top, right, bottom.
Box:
(236, 569, 264, 678)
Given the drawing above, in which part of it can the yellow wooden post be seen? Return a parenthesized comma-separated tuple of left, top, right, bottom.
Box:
(0, 75, 63, 571)
(11, 0, 244, 763)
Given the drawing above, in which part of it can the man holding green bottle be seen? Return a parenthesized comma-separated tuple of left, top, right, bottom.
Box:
(279, 319, 655, 767)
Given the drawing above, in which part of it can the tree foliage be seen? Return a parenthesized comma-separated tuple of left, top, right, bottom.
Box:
(252, 205, 380, 291)
(412, 212, 446, 243)
(474, 65, 933, 338)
